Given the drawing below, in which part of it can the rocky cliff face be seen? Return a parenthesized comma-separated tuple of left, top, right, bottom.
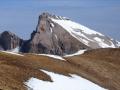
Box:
(21, 13, 89, 55)
(0, 31, 23, 51)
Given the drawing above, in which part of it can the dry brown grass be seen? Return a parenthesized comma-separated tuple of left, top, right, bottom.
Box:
(0, 52, 78, 90)
(65, 48, 120, 90)
(0, 48, 120, 90)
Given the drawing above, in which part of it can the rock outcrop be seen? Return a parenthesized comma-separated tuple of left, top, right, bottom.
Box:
(0, 31, 23, 51)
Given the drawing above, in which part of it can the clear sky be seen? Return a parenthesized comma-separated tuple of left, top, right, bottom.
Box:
(0, 0, 120, 41)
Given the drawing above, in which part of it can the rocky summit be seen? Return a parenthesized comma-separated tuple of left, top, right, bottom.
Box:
(21, 12, 90, 55)
(0, 31, 23, 51)
(0, 12, 120, 55)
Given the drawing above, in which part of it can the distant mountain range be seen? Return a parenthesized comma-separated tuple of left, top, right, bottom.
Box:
(0, 12, 120, 56)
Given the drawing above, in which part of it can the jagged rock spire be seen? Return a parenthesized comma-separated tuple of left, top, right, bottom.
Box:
(0, 31, 23, 50)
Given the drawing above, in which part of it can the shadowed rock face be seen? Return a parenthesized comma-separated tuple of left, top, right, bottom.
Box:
(0, 31, 23, 50)
(21, 12, 90, 55)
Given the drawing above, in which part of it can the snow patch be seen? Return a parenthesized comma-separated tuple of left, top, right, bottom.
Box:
(0, 50, 24, 56)
(82, 39, 89, 44)
(50, 27, 53, 33)
(54, 34, 58, 40)
(50, 23, 54, 27)
(37, 54, 65, 61)
(51, 18, 117, 48)
(10, 47, 20, 53)
(25, 70, 107, 90)
(94, 37, 103, 42)
(94, 37, 115, 48)
(51, 18, 103, 35)
(62, 16, 70, 20)
(72, 30, 94, 42)
(64, 50, 86, 57)
(51, 18, 102, 46)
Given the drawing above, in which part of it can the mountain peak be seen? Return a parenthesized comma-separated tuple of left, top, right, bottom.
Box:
(1, 31, 14, 36)
(0, 31, 23, 50)
(39, 12, 70, 20)
(39, 12, 51, 18)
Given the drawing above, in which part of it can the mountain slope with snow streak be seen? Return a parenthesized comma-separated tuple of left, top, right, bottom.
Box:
(64, 49, 86, 57)
(51, 16, 119, 48)
(37, 54, 65, 60)
(0, 50, 24, 56)
(0, 48, 120, 90)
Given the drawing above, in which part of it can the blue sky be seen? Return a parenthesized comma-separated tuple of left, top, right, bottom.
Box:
(0, 0, 120, 41)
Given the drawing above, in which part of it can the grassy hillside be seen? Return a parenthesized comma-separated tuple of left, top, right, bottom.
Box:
(65, 48, 120, 90)
(0, 48, 120, 90)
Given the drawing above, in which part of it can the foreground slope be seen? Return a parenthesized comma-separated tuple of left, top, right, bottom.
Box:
(0, 48, 120, 90)
(65, 48, 120, 90)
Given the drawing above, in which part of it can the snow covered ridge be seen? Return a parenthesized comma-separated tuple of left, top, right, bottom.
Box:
(51, 17, 120, 48)
(25, 70, 108, 90)
(0, 49, 86, 60)
(47, 13, 70, 20)
(0, 50, 24, 56)
(36, 54, 65, 61)
(64, 49, 86, 57)
(34, 50, 87, 60)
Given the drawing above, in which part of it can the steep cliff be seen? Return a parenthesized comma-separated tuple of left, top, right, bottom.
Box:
(0, 31, 23, 51)
(21, 13, 90, 55)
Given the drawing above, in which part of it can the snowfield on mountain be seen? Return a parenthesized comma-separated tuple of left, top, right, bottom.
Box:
(51, 17, 119, 48)
(25, 70, 107, 90)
